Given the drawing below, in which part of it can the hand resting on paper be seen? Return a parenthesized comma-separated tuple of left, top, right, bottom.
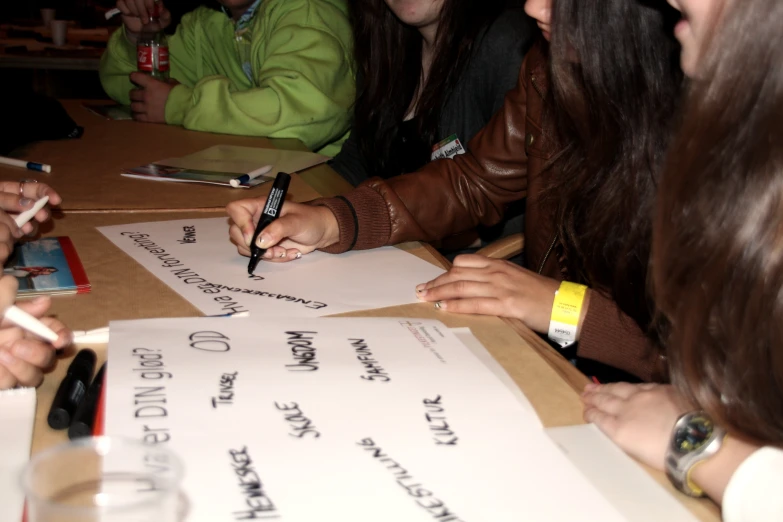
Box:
(580, 382, 761, 505)
(227, 197, 340, 262)
(415, 255, 571, 335)
(0, 181, 61, 264)
(0, 276, 71, 389)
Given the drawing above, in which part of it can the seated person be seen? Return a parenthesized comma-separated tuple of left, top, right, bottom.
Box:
(100, 0, 355, 156)
(330, 0, 533, 253)
(583, 0, 783, 519)
(226, 0, 683, 382)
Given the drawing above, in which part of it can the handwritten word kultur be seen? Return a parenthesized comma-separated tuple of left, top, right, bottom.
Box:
(423, 396, 458, 446)
(178, 225, 196, 244)
(285, 331, 319, 372)
(212, 372, 238, 408)
(228, 446, 279, 520)
(350, 338, 390, 382)
(357, 437, 464, 522)
(274, 401, 321, 439)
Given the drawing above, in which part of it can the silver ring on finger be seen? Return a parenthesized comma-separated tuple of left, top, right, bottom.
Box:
(19, 179, 38, 198)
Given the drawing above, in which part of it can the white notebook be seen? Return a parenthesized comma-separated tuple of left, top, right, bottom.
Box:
(0, 387, 36, 522)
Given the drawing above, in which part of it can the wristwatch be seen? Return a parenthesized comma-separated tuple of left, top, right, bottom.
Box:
(665, 411, 727, 497)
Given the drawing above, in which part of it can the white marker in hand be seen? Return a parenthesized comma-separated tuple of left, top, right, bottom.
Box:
(14, 196, 49, 228)
(3, 305, 59, 342)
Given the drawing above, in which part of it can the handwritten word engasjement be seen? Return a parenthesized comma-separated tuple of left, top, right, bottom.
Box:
(98, 218, 446, 317)
(104, 316, 626, 521)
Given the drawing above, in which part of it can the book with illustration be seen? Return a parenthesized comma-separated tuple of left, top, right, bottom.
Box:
(4, 237, 91, 296)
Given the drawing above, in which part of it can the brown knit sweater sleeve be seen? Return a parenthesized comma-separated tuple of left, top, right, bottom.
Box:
(578, 290, 665, 382)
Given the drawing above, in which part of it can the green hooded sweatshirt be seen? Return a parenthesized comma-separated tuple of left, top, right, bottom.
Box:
(99, 0, 354, 157)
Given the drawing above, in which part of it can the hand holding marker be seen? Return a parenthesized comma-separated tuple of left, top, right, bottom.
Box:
(248, 172, 291, 274)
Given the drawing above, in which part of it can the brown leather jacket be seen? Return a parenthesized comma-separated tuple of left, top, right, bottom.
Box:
(317, 41, 663, 381)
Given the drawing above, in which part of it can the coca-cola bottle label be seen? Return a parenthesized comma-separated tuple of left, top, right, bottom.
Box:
(137, 46, 170, 72)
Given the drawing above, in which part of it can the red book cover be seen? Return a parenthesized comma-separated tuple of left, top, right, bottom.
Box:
(4, 237, 91, 296)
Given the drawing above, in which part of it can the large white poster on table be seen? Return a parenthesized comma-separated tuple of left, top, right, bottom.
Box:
(104, 317, 624, 521)
(98, 218, 445, 317)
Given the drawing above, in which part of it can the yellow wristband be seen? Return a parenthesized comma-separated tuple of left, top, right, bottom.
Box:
(548, 281, 588, 348)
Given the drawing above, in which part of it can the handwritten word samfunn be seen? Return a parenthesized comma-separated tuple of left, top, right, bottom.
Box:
(274, 401, 321, 439)
(350, 338, 390, 382)
(423, 396, 458, 446)
(228, 447, 279, 520)
(357, 437, 464, 522)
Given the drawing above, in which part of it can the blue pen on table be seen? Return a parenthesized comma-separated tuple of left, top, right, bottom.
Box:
(0, 155, 51, 173)
(229, 164, 273, 188)
(248, 171, 291, 274)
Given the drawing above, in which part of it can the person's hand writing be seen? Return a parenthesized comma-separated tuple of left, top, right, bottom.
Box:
(581, 383, 691, 470)
(0, 276, 71, 389)
(415, 255, 562, 333)
(129, 73, 178, 123)
(117, 0, 171, 41)
(227, 198, 340, 262)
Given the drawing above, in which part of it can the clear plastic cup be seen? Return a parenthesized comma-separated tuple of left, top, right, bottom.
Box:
(22, 436, 184, 522)
(50, 20, 68, 47)
(40, 8, 56, 28)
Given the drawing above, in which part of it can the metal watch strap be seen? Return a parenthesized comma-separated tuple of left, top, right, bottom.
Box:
(665, 411, 727, 497)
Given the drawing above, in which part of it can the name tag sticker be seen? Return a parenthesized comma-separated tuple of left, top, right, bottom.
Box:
(431, 134, 466, 161)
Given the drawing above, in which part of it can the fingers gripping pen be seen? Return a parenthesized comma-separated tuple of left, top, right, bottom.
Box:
(248, 172, 291, 274)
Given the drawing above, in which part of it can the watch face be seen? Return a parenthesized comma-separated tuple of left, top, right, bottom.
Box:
(672, 414, 714, 455)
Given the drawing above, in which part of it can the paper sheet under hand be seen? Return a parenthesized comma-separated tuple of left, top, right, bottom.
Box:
(98, 217, 446, 317)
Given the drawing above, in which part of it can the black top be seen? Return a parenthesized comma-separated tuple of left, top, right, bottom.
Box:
(331, 8, 536, 186)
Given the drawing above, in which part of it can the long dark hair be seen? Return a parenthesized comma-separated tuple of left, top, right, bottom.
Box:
(351, 0, 506, 177)
(546, 0, 682, 333)
(653, 0, 783, 443)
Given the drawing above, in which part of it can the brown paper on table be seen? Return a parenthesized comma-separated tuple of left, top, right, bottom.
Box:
(158, 145, 329, 175)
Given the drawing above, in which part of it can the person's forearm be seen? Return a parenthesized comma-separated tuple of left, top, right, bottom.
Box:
(691, 437, 759, 505)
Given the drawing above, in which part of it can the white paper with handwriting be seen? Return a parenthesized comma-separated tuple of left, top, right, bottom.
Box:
(104, 317, 624, 521)
(98, 218, 445, 317)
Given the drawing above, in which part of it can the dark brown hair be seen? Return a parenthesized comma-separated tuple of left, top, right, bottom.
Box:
(653, 0, 783, 442)
(350, 0, 506, 177)
(546, 0, 682, 334)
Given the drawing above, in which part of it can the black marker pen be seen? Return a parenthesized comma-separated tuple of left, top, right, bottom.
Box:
(248, 171, 291, 274)
(48, 348, 96, 430)
(68, 362, 106, 440)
